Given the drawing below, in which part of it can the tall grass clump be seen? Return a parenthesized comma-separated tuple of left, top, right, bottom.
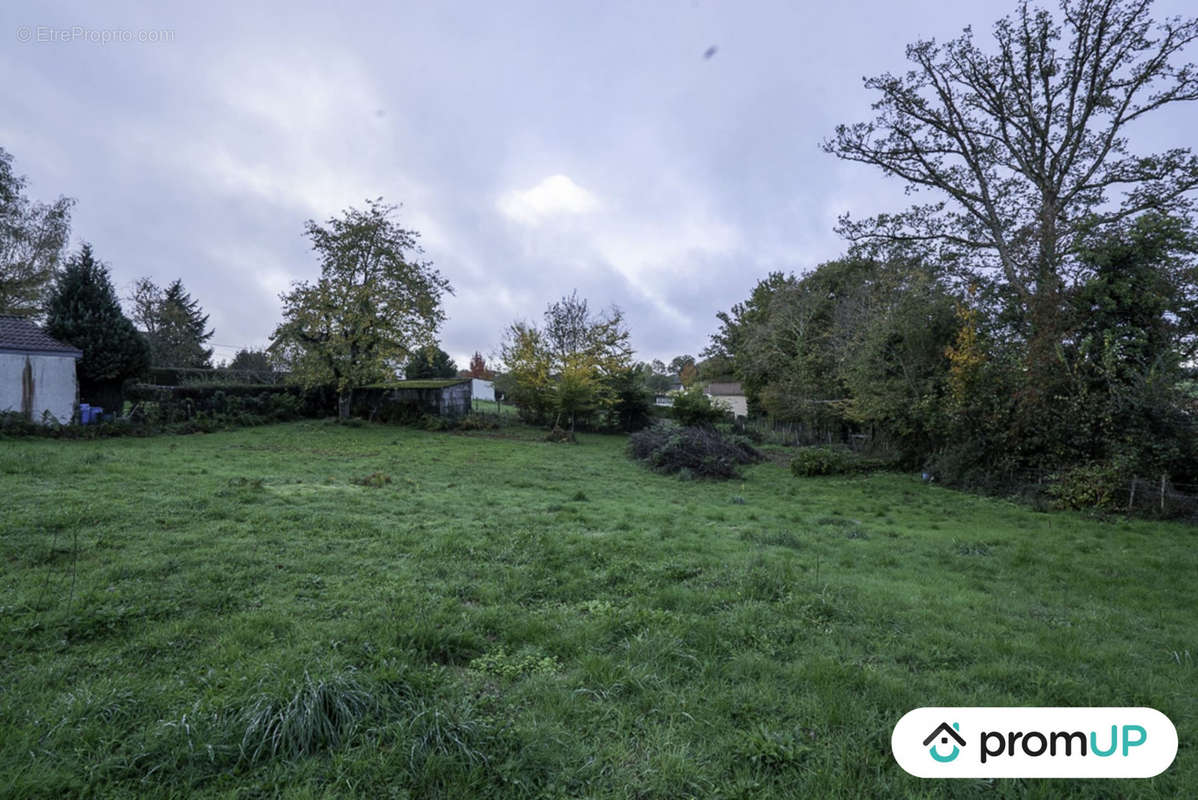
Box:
(239, 670, 379, 763)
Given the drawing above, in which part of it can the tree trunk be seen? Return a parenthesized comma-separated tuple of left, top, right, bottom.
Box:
(338, 388, 352, 420)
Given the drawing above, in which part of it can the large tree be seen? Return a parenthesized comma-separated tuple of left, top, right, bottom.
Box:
(0, 147, 73, 318)
(270, 199, 452, 418)
(44, 243, 150, 405)
(825, 0, 1198, 374)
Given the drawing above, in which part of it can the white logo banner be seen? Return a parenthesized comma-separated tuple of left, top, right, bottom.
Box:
(892, 707, 1177, 778)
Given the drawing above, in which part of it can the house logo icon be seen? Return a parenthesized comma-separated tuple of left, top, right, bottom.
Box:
(923, 721, 966, 763)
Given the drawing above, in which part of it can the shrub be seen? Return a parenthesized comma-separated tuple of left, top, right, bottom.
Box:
(456, 413, 499, 431)
(421, 414, 453, 432)
(790, 446, 893, 477)
(628, 424, 762, 480)
(670, 387, 731, 428)
(1048, 463, 1124, 511)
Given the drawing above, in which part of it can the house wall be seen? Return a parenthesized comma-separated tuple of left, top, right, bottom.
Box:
(471, 379, 495, 402)
(0, 352, 77, 424)
(707, 392, 748, 418)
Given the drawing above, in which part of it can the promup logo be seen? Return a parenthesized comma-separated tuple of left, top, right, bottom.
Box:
(922, 722, 966, 763)
(892, 707, 1177, 778)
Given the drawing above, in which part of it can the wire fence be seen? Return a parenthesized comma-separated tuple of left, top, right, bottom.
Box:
(1125, 475, 1198, 519)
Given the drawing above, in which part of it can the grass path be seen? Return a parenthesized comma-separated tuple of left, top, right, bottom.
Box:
(1, 422, 1194, 797)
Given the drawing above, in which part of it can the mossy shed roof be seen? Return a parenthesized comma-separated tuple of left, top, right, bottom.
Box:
(363, 379, 470, 390)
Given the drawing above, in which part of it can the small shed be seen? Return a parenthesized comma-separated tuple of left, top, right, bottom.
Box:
(704, 381, 748, 418)
(360, 379, 473, 419)
(471, 378, 495, 402)
(0, 315, 82, 424)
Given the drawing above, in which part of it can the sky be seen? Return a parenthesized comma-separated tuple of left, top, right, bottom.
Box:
(4, 0, 1197, 369)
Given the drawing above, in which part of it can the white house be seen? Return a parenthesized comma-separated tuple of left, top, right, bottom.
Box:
(704, 381, 749, 418)
(0, 315, 81, 424)
(471, 378, 495, 402)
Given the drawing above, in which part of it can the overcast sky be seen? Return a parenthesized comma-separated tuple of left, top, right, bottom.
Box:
(4, 0, 1196, 368)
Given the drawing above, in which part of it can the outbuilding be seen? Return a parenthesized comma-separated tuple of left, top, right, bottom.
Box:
(0, 315, 82, 424)
(357, 378, 473, 419)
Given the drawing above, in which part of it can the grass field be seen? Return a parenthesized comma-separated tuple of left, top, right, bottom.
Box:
(1, 421, 1194, 798)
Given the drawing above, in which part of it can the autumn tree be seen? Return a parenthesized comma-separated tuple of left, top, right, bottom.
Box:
(825, 0, 1198, 380)
(669, 354, 695, 376)
(467, 351, 494, 379)
(270, 199, 451, 418)
(0, 147, 73, 318)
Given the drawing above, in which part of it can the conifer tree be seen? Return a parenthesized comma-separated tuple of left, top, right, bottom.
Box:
(45, 243, 149, 402)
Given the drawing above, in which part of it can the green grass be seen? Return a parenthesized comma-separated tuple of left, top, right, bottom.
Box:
(1, 421, 1194, 798)
(471, 398, 519, 417)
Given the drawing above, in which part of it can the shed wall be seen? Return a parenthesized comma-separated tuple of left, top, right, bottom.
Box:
(0, 352, 77, 423)
(471, 379, 495, 402)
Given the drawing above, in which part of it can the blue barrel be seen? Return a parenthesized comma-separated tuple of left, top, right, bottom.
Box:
(79, 403, 91, 425)
(91, 406, 104, 424)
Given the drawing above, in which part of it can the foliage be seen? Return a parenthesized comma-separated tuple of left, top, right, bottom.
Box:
(128, 277, 215, 368)
(607, 366, 655, 432)
(1057, 213, 1198, 478)
(225, 348, 273, 373)
(637, 360, 676, 394)
(825, 0, 1198, 384)
(678, 361, 698, 387)
(628, 424, 762, 480)
(790, 446, 893, 477)
(123, 383, 331, 427)
(696, 353, 735, 382)
(405, 344, 458, 379)
(790, 447, 855, 477)
(709, 256, 956, 458)
(44, 244, 150, 395)
(0, 147, 73, 318)
(670, 386, 730, 428)
(270, 198, 452, 418)
(1048, 464, 1125, 512)
(500, 291, 633, 430)
(669, 355, 695, 376)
